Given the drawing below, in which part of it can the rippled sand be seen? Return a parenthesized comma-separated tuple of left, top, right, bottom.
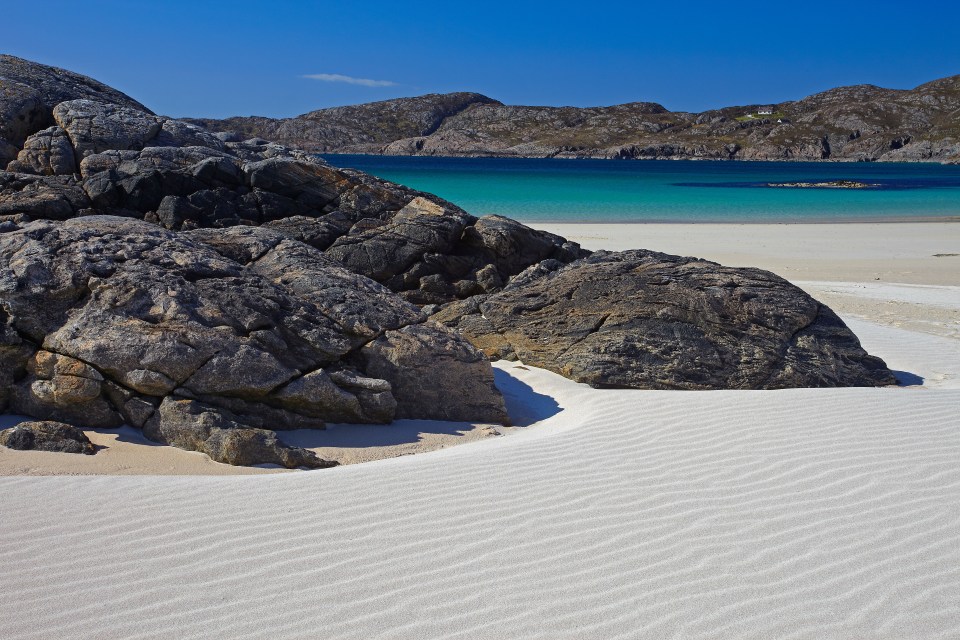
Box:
(1, 222, 958, 639)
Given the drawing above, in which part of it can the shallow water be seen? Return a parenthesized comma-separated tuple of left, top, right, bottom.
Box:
(323, 155, 960, 223)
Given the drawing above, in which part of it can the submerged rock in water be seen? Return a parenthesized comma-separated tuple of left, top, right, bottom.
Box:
(766, 180, 879, 189)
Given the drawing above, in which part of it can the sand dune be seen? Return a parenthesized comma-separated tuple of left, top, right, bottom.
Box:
(1, 223, 959, 638)
(1, 314, 958, 639)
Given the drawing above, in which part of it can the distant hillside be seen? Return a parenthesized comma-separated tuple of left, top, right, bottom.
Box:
(186, 77, 960, 163)
(186, 92, 500, 153)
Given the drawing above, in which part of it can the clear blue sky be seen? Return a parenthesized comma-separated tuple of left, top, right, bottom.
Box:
(5, 0, 959, 118)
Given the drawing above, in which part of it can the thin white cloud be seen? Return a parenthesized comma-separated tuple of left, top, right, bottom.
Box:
(302, 73, 398, 87)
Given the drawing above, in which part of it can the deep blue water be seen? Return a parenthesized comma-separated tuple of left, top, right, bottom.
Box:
(322, 155, 960, 223)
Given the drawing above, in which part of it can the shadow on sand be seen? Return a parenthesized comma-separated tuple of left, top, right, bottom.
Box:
(0, 369, 564, 453)
(494, 367, 562, 427)
(0, 415, 163, 449)
(281, 368, 563, 450)
(892, 370, 925, 387)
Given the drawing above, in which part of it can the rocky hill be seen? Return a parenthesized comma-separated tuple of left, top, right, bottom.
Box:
(1, 54, 894, 468)
(187, 92, 501, 154)
(186, 76, 960, 163)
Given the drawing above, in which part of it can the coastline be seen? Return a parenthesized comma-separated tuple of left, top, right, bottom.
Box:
(512, 215, 960, 225)
(325, 151, 960, 165)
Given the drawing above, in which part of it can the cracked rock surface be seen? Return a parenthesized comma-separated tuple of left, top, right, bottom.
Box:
(434, 250, 896, 389)
(0, 217, 508, 466)
(0, 420, 96, 455)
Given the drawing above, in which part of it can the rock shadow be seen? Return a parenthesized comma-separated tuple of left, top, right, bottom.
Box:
(892, 370, 925, 387)
(2, 367, 563, 453)
(494, 367, 562, 427)
(278, 368, 562, 450)
(278, 419, 488, 450)
(91, 425, 165, 447)
(0, 417, 160, 452)
(0, 414, 28, 429)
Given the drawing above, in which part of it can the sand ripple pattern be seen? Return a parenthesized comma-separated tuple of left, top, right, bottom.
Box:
(2, 370, 958, 640)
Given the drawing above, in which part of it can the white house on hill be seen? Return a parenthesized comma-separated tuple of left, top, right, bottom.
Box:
(758, 106, 774, 115)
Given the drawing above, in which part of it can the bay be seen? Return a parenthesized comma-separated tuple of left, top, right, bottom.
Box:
(322, 155, 960, 223)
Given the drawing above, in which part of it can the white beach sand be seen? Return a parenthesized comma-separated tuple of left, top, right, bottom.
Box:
(1, 222, 958, 639)
(535, 222, 960, 286)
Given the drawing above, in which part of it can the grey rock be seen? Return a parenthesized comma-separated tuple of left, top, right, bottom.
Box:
(0, 420, 96, 455)
(445, 250, 896, 390)
(325, 195, 472, 282)
(360, 322, 509, 424)
(10, 351, 122, 428)
(184, 92, 500, 153)
(0, 172, 91, 219)
(0, 53, 151, 166)
(6, 126, 77, 175)
(190, 155, 242, 186)
(0, 54, 904, 473)
(0, 137, 18, 166)
(53, 99, 162, 159)
(0, 216, 509, 465)
(464, 215, 587, 282)
(0, 77, 48, 149)
(214, 131, 243, 143)
(262, 212, 354, 251)
(153, 119, 226, 151)
(270, 367, 396, 423)
(143, 398, 335, 469)
(0, 54, 150, 116)
(242, 155, 341, 210)
(1, 114, 583, 308)
(0, 311, 35, 413)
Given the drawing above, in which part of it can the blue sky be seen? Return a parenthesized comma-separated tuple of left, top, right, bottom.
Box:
(5, 1, 959, 118)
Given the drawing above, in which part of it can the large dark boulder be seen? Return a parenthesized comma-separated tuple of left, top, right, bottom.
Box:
(0, 420, 96, 455)
(436, 250, 896, 389)
(325, 196, 474, 282)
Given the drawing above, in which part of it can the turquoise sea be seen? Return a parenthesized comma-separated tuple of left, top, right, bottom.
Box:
(323, 155, 960, 223)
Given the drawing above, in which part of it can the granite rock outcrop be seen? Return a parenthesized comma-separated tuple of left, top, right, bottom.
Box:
(434, 250, 896, 389)
(0, 217, 509, 466)
(0, 55, 899, 468)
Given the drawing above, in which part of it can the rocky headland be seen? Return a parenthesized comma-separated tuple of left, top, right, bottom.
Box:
(0, 54, 895, 467)
(185, 75, 960, 163)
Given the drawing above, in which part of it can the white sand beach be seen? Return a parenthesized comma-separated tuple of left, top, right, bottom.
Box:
(1, 222, 958, 638)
